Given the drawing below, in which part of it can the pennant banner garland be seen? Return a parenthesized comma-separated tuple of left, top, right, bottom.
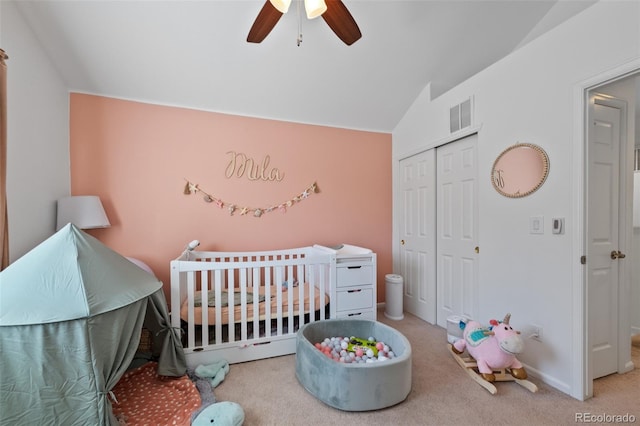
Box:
(183, 180, 319, 218)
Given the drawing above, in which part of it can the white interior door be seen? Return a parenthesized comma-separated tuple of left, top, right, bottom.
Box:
(436, 135, 479, 328)
(398, 149, 436, 324)
(587, 94, 625, 379)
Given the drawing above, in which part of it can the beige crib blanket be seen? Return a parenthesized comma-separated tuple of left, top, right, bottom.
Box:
(180, 282, 329, 325)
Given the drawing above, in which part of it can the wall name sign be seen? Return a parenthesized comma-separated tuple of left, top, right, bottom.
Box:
(225, 151, 284, 182)
(184, 151, 317, 218)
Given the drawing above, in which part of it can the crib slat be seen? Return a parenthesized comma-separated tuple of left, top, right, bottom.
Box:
(289, 265, 296, 332)
(187, 272, 196, 349)
(264, 266, 272, 337)
(240, 268, 248, 342)
(308, 264, 315, 320)
(298, 264, 305, 325)
(214, 269, 223, 345)
(252, 267, 260, 339)
(227, 270, 235, 342)
(320, 262, 327, 320)
(200, 270, 209, 346)
(275, 266, 283, 335)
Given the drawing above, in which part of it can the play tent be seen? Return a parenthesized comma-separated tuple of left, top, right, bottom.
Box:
(0, 224, 186, 425)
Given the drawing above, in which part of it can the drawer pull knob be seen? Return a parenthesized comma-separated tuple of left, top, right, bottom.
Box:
(347, 266, 362, 269)
(347, 289, 362, 293)
(348, 312, 362, 317)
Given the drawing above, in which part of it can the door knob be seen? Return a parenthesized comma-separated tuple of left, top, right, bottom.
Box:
(401, 240, 405, 245)
(610, 250, 626, 260)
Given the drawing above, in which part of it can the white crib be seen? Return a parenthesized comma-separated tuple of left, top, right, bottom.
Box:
(170, 246, 336, 367)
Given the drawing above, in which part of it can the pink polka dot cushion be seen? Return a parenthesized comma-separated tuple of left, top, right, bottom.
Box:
(111, 362, 201, 426)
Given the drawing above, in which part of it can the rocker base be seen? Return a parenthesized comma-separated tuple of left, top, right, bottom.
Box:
(448, 344, 538, 394)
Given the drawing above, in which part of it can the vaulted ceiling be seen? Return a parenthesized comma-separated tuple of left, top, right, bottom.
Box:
(14, 1, 596, 132)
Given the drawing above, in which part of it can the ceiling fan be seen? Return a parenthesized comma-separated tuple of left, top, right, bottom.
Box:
(247, 0, 362, 46)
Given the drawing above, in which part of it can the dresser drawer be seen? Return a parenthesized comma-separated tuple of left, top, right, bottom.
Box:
(335, 310, 376, 320)
(336, 265, 373, 288)
(336, 287, 374, 312)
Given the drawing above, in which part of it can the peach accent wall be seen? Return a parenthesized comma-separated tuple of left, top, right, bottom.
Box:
(70, 94, 392, 303)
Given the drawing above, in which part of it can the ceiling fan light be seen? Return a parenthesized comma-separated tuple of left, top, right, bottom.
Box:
(270, 0, 291, 14)
(304, 0, 327, 19)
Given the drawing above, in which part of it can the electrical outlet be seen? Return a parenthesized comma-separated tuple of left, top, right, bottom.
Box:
(531, 324, 543, 341)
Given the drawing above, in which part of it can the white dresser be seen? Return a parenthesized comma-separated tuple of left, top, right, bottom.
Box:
(314, 244, 377, 320)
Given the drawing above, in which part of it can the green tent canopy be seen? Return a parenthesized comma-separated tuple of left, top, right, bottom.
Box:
(0, 224, 186, 425)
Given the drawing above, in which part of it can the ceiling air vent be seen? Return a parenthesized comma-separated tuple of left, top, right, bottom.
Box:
(450, 97, 473, 133)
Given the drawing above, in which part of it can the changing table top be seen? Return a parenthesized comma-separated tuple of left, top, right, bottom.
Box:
(312, 244, 373, 256)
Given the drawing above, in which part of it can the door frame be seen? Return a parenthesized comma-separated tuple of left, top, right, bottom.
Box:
(571, 58, 639, 401)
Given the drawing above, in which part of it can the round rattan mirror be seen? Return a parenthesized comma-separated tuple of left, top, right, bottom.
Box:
(491, 143, 549, 198)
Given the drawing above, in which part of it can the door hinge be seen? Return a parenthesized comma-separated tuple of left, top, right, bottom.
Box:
(580, 255, 586, 265)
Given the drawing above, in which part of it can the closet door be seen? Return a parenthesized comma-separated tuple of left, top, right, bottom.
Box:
(398, 149, 436, 324)
(586, 94, 624, 379)
(436, 134, 479, 327)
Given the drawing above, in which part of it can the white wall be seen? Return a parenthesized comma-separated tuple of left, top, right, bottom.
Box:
(393, 1, 640, 398)
(1, 1, 70, 262)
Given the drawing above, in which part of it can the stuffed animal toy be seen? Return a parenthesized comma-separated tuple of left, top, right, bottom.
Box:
(452, 313, 527, 382)
(188, 360, 244, 426)
(195, 359, 230, 388)
(192, 401, 245, 426)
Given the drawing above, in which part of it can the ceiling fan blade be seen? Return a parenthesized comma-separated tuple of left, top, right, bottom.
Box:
(322, 0, 362, 46)
(247, 1, 284, 43)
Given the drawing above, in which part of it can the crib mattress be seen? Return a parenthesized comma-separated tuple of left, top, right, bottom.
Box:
(180, 283, 329, 325)
(111, 362, 200, 426)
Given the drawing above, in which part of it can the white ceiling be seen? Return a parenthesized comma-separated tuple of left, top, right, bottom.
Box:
(14, 0, 596, 132)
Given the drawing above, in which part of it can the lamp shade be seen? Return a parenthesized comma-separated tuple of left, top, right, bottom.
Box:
(56, 195, 111, 231)
(270, 0, 291, 13)
(304, 0, 327, 19)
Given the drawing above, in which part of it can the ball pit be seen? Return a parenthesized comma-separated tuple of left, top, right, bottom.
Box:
(295, 319, 412, 411)
(313, 335, 397, 363)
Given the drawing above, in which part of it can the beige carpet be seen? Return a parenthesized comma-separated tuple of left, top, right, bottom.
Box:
(214, 308, 640, 425)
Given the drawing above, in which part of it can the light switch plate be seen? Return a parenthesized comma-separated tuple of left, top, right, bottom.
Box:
(530, 216, 544, 234)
